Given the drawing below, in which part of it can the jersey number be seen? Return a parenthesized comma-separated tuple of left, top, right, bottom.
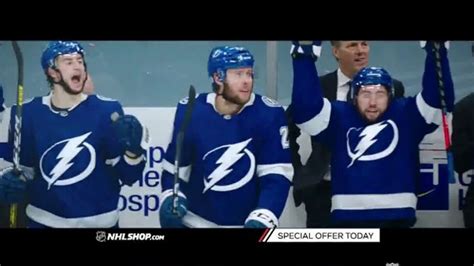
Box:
(279, 126, 289, 149)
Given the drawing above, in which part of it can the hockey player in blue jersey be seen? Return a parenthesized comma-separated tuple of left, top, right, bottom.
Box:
(159, 46, 293, 228)
(0, 41, 148, 228)
(291, 41, 454, 227)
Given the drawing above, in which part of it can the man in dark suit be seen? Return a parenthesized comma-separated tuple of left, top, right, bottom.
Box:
(287, 41, 405, 227)
(452, 93, 474, 228)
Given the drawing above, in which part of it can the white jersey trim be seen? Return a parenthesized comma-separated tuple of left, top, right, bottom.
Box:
(181, 211, 242, 228)
(331, 192, 417, 211)
(206, 93, 256, 114)
(256, 163, 294, 182)
(26, 204, 119, 228)
(162, 159, 191, 182)
(41, 92, 88, 114)
(416, 93, 442, 125)
(297, 98, 332, 136)
(96, 94, 118, 102)
(159, 189, 187, 208)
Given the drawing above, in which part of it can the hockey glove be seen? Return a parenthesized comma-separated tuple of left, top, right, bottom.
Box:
(290, 41, 322, 60)
(159, 193, 187, 228)
(244, 209, 278, 228)
(0, 166, 33, 204)
(113, 114, 147, 158)
(420, 41, 450, 52)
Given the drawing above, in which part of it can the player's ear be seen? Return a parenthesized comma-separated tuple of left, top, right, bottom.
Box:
(47, 67, 60, 82)
(332, 46, 339, 61)
(212, 73, 223, 86)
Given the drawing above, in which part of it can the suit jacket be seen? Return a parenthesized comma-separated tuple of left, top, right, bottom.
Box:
(287, 70, 406, 206)
(452, 93, 474, 175)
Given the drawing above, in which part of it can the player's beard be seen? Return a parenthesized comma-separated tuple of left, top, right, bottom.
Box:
(221, 82, 251, 106)
(55, 70, 86, 95)
(354, 87, 392, 124)
(355, 103, 387, 124)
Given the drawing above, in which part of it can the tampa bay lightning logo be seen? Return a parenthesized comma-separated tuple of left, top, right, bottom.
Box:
(179, 97, 190, 105)
(202, 138, 255, 193)
(346, 120, 399, 167)
(261, 96, 281, 108)
(40, 132, 96, 189)
(212, 49, 223, 58)
(179, 93, 198, 105)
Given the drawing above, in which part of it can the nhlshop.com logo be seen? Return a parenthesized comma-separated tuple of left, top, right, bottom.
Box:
(96, 231, 165, 242)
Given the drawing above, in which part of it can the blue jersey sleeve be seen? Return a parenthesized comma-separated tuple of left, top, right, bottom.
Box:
(161, 99, 194, 194)
(254, 106, 293, 220)
(420, 44, 454, 112)
(397, 44, 455, 142)
(291, 56, 325, 125)
(412, 44, 454, 129)
(291, 55, 334, 145)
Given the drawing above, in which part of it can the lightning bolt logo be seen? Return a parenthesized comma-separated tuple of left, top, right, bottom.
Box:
(40, 132, 96, 189)
(48, 132, 91, 189)
(347, 122, 387, 167)
(347, 120, 399, 168)
(202, 138, 255, 193)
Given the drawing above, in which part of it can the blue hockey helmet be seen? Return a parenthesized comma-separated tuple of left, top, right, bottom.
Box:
(207, 46, 254, 80)
(351, 67, 393, 99)
(41, 41, 85, 71)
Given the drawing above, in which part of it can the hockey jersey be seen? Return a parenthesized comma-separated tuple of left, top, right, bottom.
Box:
(291, 46, 454, 222)
(7, 93, 145, 228)
(161, 93, 293, 227)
